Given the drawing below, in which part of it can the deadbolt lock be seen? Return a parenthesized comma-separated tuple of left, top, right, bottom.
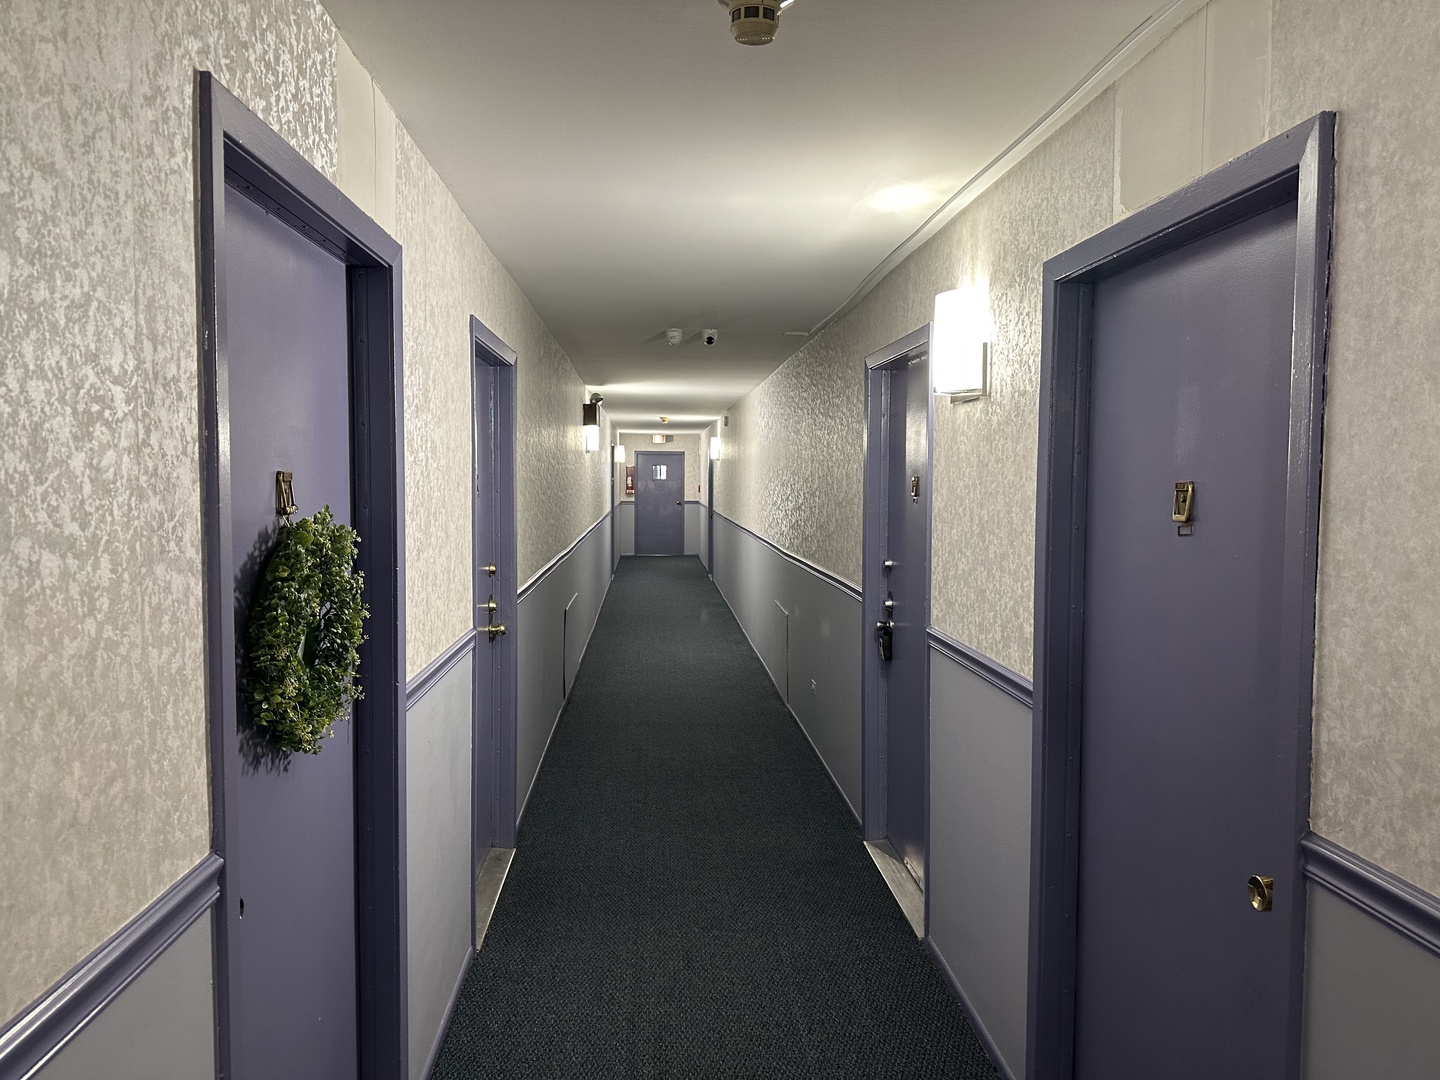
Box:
(484, 563, 497, 577)
(1248, 875, 1275, 912)
(483, 596, 498, 613)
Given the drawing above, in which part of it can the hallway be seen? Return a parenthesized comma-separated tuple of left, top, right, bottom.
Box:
(433, 558, 997, 1078)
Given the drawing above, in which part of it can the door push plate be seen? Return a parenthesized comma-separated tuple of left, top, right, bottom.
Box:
(1173, 480, 1195, 535)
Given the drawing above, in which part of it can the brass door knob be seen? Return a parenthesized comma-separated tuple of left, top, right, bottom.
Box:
(1247, 875, 1274, 912)
(487, 622, 507, 642)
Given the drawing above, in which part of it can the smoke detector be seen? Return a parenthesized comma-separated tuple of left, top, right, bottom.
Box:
(666, 328, 683, 346)
(718, 0, 783, 46)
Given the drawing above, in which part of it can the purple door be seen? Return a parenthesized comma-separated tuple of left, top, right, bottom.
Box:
(883, 356, 929, 890)
(635, 451, 684, 555)
(223, 189, 358, 1079)
(1074, 201, 1301, 1075)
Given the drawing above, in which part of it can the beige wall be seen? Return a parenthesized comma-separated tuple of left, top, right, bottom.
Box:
(0, 0, 599, 1024)
(618, 434, 704, 506)
(719, 0, 1440, 892)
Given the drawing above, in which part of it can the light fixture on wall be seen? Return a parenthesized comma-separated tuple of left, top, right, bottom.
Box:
(710, 436, 722, 461)
(582, 400, 600, 453)
(932, 286, 992, 402)
(614, 444, 626, 464)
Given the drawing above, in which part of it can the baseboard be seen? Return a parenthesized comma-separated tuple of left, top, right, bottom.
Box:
(923, 936, 1019, 1080)
(1302, 832, 1440, 961)
(418, 945, 475, 1080)
(0, 853, 223, 1080)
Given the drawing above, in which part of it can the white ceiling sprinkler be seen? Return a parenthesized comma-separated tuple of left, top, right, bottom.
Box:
(718, 0, 790, 46)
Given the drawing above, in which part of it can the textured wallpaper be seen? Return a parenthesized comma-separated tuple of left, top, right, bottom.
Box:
(1269, 0, 1440, 894)
(0, 0, 337, 1022)
(371, 92, 610, 678)
(718, 94, 1115, 665)
(622, 434, 703, 505)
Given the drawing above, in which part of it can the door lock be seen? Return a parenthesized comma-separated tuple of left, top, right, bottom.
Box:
(1247, 875, 1274, 912)
(487, 621, 507, 643)
(482, 596, 498, 613)
(484, 563, 497, 577)
(883, 559, 896, 572)
(875, 619, 894, 662)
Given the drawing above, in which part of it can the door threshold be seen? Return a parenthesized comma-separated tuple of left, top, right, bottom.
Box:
(864, 840, 924, 938)
(475, 846, 516, 950)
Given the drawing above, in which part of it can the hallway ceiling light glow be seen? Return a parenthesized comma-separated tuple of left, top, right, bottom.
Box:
(858, 181, 936, 216)
(582, 402, 601, 452)
(932, 286, 992, 401)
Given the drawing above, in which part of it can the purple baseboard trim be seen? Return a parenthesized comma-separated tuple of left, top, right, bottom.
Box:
(923, 935, 1019, 1080)
(927, 629, 1033, 707)
(418, 945, 475, 1080)
(0, 853, 223, 1080)
(1302, 832, 1440, 961)
(406, 630, 478, 708)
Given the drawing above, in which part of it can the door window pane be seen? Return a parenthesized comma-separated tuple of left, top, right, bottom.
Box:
(652, 465, 667, 480)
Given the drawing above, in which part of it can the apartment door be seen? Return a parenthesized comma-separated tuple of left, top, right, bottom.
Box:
(862, 330, 932, 897)
(222, 187, 358, 1080)
(1072, 200, 1305, 1076)
(880, 353, 930, 890)
(471, 319, 519, 852)
(635, 451, 685, 554)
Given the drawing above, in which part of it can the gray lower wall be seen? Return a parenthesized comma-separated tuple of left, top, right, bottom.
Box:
(35, 915, 215, 1080)
(1303, 885, 1440, 1079)
(698, 504, 710, 571)
(405, 651, 475, 1079)
(615, 501, 701, 558)
(616, 501, 635, 557)
(517, 515, 614, 817)
(710, 513, 862, 817)
(927, 650, 1032, 1080)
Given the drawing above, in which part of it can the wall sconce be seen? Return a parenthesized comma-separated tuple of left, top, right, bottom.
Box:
(709, 436, 722, 461)
(932, 286, 992, 402)
(582, 402, 600, 452)
(614, 444, 626, 464)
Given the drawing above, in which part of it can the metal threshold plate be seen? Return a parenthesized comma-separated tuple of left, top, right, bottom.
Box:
(864, 840, 924, 938)
(475, 846, 516, 950)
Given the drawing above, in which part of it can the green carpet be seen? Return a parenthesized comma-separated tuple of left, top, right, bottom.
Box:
(432, 556, 1000, 1078)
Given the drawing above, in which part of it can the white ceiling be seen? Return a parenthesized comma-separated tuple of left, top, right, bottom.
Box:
(321, 0, 1165, 432)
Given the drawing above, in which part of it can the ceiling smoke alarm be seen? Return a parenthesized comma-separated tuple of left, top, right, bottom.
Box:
(718, 0, 783, 46)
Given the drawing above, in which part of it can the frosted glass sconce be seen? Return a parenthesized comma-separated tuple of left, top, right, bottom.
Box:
(614, 444, 626, 463)
(709, 436, 722, 460)
(582, 402, 600, 452)
(932, 287, 991, 402)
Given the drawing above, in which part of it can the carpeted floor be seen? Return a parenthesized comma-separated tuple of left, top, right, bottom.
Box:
(432, 556, 1000, 1079)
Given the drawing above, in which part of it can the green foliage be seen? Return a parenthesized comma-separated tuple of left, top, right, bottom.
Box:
(244, 506, 369, 755)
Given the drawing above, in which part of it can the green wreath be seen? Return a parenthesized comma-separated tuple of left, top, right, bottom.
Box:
(244, 506, 369, 755)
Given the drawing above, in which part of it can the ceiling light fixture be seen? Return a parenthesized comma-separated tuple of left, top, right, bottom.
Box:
(719, 0, 783, 46)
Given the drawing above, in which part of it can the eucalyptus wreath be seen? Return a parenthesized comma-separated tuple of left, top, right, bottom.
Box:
(244, 506, 369, 755)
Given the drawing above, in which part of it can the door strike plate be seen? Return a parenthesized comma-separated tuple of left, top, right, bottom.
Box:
(1173, 480, 1194, 536)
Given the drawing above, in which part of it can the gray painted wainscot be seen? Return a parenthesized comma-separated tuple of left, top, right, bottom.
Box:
(517, 511, 614, 818)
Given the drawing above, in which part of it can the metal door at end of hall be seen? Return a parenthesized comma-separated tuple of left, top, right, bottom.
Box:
(635, 451, 684, 554)
(881, 354, 929, 891)
(1074, 199, 1302, 1077)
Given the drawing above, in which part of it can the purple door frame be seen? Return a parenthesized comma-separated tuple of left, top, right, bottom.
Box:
(861, 326, 935, 919)
(1030, 113, 1335, 1080)
(470, 316, 519, 862)
(198, 73, 408, 1080)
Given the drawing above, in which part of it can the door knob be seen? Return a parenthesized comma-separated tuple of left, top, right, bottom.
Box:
(487, 622, 507, 642)
(1247, 875, 1274, 912)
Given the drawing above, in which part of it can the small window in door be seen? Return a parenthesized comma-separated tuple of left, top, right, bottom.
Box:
(652, 465, 667, 480)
